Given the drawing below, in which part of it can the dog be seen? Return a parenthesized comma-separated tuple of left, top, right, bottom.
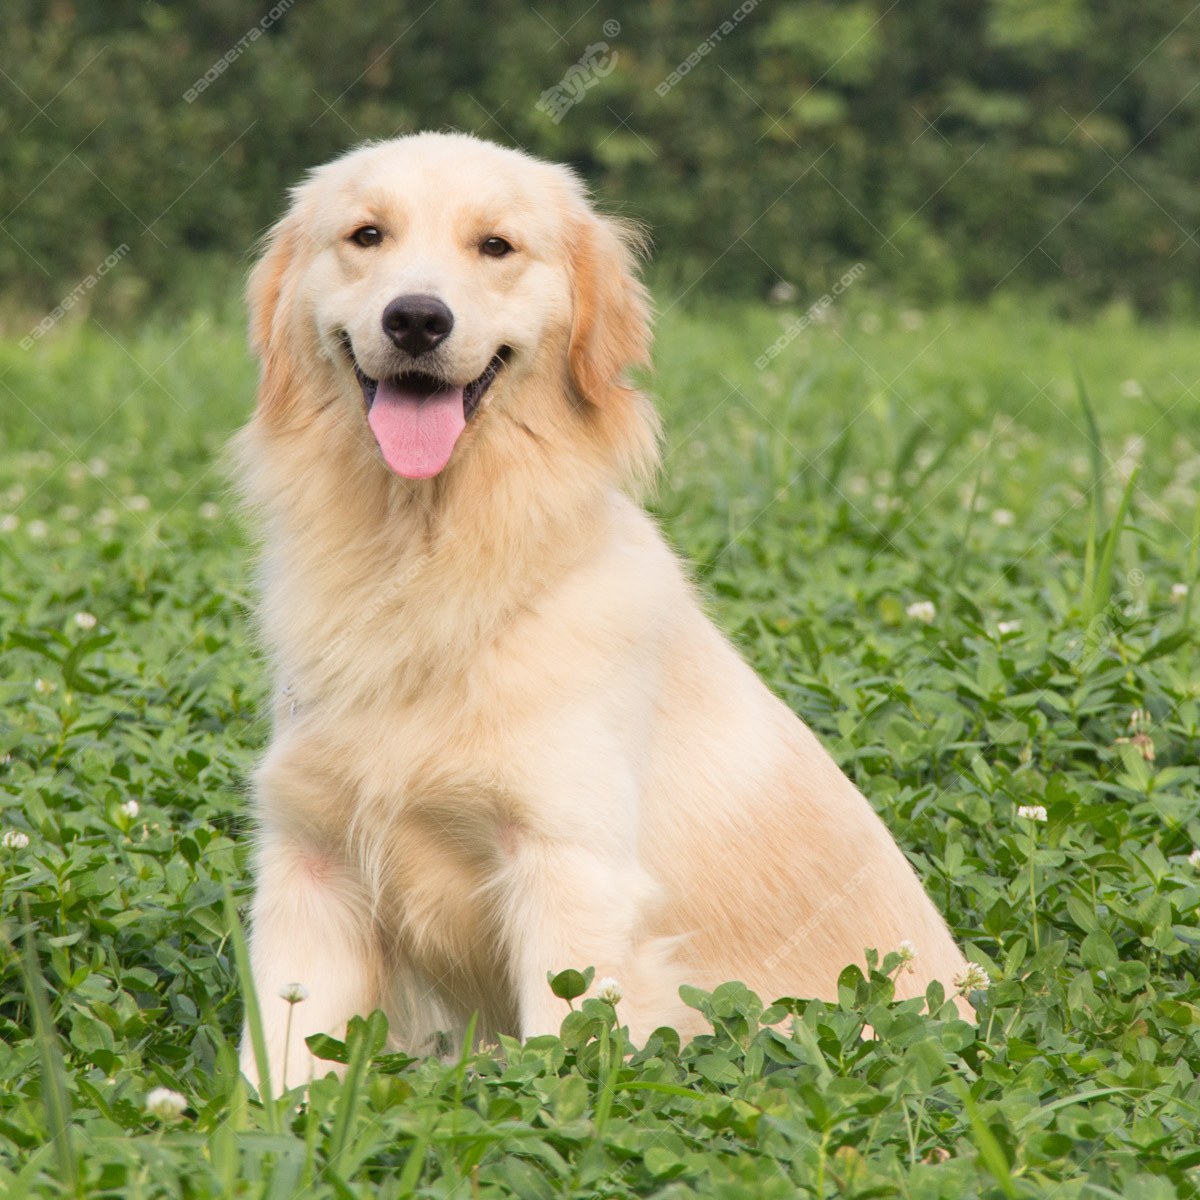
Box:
(235, 131, 970, 1091)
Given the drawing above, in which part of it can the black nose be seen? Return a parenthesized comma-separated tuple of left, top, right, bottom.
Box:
(381, 294, 454, 356)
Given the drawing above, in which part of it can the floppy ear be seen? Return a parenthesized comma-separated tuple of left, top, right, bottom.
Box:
(567, 210, 653, 409)
(246, 216, 304, 422)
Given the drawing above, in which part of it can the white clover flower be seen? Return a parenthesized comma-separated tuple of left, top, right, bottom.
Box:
(73, 611, 97, 630)
(126, 495, 151, 513)
(991, 508, 1016, 527)
(3, 830, 30, 850)
(596, 977, 623, 1005)
(1119, 379, 1143, 399)
(1188, 848, 1200, 870)
(34, 678, 57, 696)
(87, 456, 109, 477)
(1017, 804, 1047, 822)
(95, 508, 118, 528)
(906, 600, 936, 624)
(121, 800, 139, 819)
(26, 520, 48, 541)
(897, 940, 917, 962)
(899, 309, 924, 331)
(1129, 708, 1151, 731)
(198, 502, 221, 521)
(66, 462, 87, 485)
(58, 505, 80, 522)
(5, 484, 26, 504)
(954, 962, 990, 993)
(997, 620, 1022, 635)
(279, 982, 309, 1004)
(1172, 583, 1189, 603)
(0, 515, 18, 533)
(144, 1087, 187, 1120)
(1116, 714, 1156, 760)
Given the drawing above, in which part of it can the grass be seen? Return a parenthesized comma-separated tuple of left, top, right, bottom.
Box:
(1, 293, 1199, 1198)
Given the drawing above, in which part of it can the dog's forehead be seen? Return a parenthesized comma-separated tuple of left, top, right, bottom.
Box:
(304, 135, 580, 235)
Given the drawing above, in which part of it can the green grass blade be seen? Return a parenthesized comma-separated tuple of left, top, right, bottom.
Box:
(949, 1076, 1017, 1199)
(1074, 367, 1105, 523)
(890, 421, 929, 492)
(1018, 1085, 1134, 1122)
(824, 424, 854, 500)
(592, 1019, 622, 1137)
(1088, 467, 1139, 625)
(948, 457, 986, 595)
(396, 1136, 430, 1194)
(1184, 491, 1199, 633)
(223, 883, 278, 1130)
(328, 1010, 387, 1173)
(1075, 369, 1104, 611)
(15, 900, 78, 1196)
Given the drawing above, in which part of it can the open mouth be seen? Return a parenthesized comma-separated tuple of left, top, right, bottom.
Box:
(339, 335, 511, 479)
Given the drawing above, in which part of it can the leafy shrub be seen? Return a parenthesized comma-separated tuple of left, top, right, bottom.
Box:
(3, 0, 1199, 318)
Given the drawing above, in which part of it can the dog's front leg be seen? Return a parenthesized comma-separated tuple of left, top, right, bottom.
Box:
(239, 828, 382, 1093)
(498, 838, 690, 1045)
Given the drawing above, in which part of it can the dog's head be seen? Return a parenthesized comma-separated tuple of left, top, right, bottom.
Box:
(247, 133, 656, 485)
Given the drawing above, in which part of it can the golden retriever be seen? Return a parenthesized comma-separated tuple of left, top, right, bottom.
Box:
(235, 131, 970, 1091)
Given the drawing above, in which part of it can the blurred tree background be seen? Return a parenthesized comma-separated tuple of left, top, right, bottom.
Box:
(2, 0, 1198, 320)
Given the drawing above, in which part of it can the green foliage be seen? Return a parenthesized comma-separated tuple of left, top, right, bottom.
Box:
(3, 0, 1200, 319)
(549, 968, 595, 1004)
(1, 298, 1199, 1194)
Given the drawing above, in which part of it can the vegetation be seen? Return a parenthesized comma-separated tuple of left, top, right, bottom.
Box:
(1, 297, 1198, 1196)
(3, 0, 1200, 316)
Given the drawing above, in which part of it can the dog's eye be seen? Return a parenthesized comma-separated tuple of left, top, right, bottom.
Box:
(349, 225, 383, 248)
(480, 236, 514, 258)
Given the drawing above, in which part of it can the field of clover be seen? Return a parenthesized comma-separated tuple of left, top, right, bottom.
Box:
(1, 296, 1198, 1198)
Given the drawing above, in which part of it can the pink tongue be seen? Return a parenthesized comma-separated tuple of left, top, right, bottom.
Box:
(367, 380, 466, 479)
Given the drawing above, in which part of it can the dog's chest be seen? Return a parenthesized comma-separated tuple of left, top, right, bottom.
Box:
(267, 655, 550, 1007)
(330, 717, 524, 939)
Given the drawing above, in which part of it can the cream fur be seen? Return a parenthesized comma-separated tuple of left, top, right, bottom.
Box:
(234, 132, 970, 1092)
